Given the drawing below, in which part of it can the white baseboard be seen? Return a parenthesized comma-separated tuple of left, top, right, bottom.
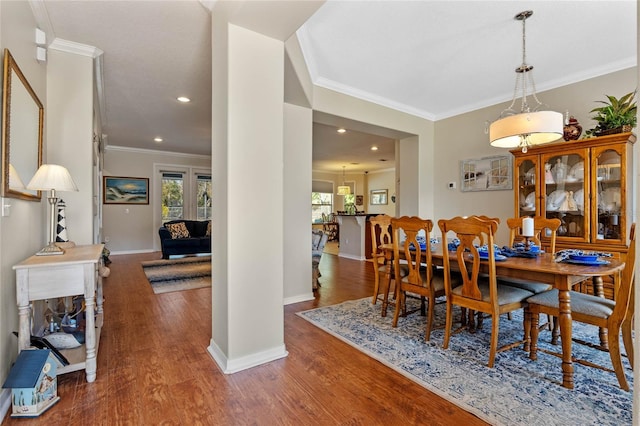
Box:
(338, 253, 365, 261)
(109, 248, 156, 255)
(0, 388, 11, 420)
(284, 293, 315, 305)
(207, 340, 288, 374)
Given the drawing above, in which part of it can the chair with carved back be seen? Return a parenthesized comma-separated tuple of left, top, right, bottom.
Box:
(438, 216, 533, 367)
(527, 223, 636, 390)
(370, 214, 407, 316)
(391, 216, 456, 341)
(500, 216, 562, 295)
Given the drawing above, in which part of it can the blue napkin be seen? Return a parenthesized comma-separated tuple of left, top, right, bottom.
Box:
(447, 238, 460, 251)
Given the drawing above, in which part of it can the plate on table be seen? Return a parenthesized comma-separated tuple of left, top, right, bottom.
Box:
(565, 259, 610, 266)
(569, 254, 598, 262)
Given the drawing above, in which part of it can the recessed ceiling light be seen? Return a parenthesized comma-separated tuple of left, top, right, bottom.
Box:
(154, 137, 163, 142)
(177, 96, 191, 103)
(370, 146, 378, 151)
(337, 128, 346, 133)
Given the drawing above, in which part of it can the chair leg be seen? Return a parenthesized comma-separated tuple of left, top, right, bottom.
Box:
(443, 301, 453, 349)
(607, 327, 630, 391)
(425, 295, 435, 341)
(380, 273, 393, 317)
(622, 317, 634, 368)
(551, 316, 560, 345)
(392, 291, 403, 328)
(488, 314, 499, 368)
(529, 311, 540, 360)
(523, 308, 531, 352)
(371, 273, 380, 304)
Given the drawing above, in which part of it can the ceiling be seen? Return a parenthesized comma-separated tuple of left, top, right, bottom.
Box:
(35, 1, 636, 173)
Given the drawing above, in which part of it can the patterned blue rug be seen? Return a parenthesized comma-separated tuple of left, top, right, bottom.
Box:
(298, 297, 633, 426)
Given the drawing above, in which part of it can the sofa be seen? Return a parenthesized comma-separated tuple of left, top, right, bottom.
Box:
(159, 220, 211, 259)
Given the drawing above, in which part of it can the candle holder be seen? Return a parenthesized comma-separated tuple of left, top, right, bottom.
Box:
(523, 236, 532, 251)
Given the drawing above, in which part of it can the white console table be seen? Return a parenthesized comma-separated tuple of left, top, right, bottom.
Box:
(13, 244, 104, 383)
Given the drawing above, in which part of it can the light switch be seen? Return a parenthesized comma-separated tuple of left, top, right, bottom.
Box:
(1, 198, 10, 217)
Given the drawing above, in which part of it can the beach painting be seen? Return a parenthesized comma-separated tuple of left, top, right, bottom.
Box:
(103, 176, 149, 204)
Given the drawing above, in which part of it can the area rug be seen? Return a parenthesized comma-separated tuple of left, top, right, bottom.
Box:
(141, 256, 211, 294)
(298, 297, 633, 426)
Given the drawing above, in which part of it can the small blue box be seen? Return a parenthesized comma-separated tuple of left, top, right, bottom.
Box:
(2, 349, 59, 417)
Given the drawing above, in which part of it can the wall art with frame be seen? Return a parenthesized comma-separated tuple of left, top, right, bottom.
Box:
(103, 176, 149, 204)
(460, 155, 512, 192)
(370, 189, 388, 205)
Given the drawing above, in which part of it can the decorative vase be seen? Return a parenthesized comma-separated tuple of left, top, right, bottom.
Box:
(563, 116, 582, 141)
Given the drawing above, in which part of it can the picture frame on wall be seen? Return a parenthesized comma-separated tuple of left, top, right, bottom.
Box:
(460, 155, 512, 192)
(103, 176, 149, 204)
(370, 189, 388, 205)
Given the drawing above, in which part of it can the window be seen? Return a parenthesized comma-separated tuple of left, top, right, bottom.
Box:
(161, 172, 184, 221)
(312, 192, 333, 223)
(196, 175, 212, 220)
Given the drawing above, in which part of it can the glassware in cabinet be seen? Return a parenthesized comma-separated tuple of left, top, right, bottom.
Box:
(514, 155, 537, 217)
(541, 149, 589, 241)
(593, 146, 624, 243)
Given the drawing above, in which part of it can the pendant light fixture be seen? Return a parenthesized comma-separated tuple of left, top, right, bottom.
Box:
(489, 10, 563, 153)
(337, 166, 351, 196)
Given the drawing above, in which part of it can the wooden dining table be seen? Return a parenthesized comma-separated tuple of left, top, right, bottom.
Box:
(381, 243, 625, 389)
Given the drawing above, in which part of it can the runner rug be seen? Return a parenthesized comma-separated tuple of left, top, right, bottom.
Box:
(141, 256, 211, 294)
(297, 297, 632, 426)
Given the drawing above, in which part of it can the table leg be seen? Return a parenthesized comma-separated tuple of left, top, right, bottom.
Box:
(592, 276, 609, 349)
(84, 294, 97, 383)
(558, 287, 574, 389)
(17, 304, 31, 351)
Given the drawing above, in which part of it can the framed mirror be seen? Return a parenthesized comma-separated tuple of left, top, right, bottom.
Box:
(2, 49, 43, 201)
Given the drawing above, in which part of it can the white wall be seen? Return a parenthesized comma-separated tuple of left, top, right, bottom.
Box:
(312, 86, 435, 219)
(312, 169, 366, 212)
(46, 48, 94, 245)
(284, 102, 314, 304)
(103, 146, 210, 253)
(0, 0, 48, 411)
(433, 67, 637, 245)
(366, 168, 395, 215)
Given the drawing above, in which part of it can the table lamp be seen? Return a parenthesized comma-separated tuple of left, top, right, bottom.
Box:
(27, 164, 78, 255)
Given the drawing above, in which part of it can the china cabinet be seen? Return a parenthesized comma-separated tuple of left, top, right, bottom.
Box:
(512, 132, 635, 299)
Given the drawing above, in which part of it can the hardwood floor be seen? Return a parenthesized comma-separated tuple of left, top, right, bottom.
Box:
(2, 251, 488, 425)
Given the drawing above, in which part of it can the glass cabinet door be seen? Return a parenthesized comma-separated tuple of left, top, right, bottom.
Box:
(541, 149, 589, 241)
(592, 146, 624, 243)
(515, 156, 538, 217)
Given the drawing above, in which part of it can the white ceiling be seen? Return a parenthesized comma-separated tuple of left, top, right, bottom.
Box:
(34, 1, 637, 173)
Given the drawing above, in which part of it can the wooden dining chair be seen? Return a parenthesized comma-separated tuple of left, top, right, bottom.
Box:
(527, 223, 636, 390)
(500, 216, 562, 295)
(370, 214, 406, 316)
(391, 216, 454, 341)
(438, 216, 532, 367)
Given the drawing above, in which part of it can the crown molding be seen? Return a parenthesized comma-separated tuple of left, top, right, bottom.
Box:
(29, 0, 55, 45)
(48, 38, 103, 58)
(106, 145, 211, 160)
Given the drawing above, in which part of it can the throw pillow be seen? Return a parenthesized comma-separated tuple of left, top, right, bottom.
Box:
(205, 221, 211, 236)
(166, 222, 190, 239)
